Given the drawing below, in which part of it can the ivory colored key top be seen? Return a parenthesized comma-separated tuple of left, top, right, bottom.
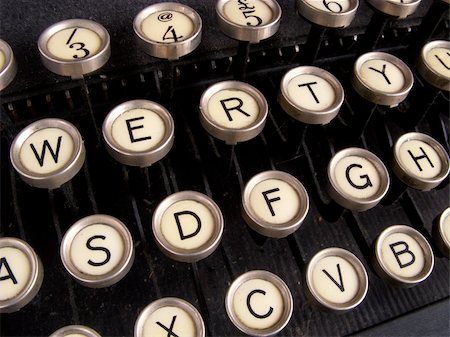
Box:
(392, 132, 450, 191)
(0, 39, 17, 90)
(152, 191, 224, 262)
(297, 0, 359, 28)
(216, 0, 282, 43)
(133, 2, 202, 60)
(416, 40, 450, 91)
(242, 170, 309, 238)
(305, 248, 368, 311)
(60, 214, 134, 288)
(38, 19, 110, 78)
(352, 52, 414, 107)
(0, 237, 44, 313)
(199, 80, 268, 145)
(10, 118, 86, 189)
(327, 148, 390, 211)
(367, 0, 421, 19)
(433, 207, 450, 257)
(225, 270, 293, 336)
(373, 225, 434, 287)
(102, 100, 175, 167)
(50, 325, 102, 337)
(134, 297, 205, 337)
(278, 66, 344, 125)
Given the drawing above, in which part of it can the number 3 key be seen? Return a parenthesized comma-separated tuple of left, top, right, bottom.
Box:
(38, 19, 110, 78)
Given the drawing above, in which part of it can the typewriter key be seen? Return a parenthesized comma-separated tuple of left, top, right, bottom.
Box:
(352, 52, 414, 107)
(305, 248, 368, 311)
(152, 191, 224, 263)
(10, 118, 86, 189)
(327, 148, 390, 211)
(0, 237, 44, 313)
(416, 40, 450, 92)
(367, 0, 421, 18)
(133, 2, 202, 60)
(392, 132, 450, 191)
(134, 297, 205, 337)
(242, 170, 309, 238)
(216, 0, 282, 43)
(373, 225, 434, 287)
(225, 270, 293, 336)
(0, 39, 17, 91)
(279, 66, 344, 125)
(102, 100, 175, 167)
(297, 0, 359, 28)
(60, 214, 134, 288)
(50, 325, 102, 337)
(434, 207, 450, 258)
(38, 19, 110, 78)
(199, 81, 268, 145)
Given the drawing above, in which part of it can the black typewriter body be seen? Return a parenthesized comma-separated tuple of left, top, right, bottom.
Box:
(1, 0, 449, 336)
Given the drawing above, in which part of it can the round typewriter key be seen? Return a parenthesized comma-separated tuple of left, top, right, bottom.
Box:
(0, 39, 17, 91)
(305, 248, 368, 311)
(133, 2, 202, 60)
(367, 0, 421, 18)
(373, 225, 434, 287)
(297, 0, 359, 28)
(199, 81, 268, 145)
(434, 207, 450, 257)
(60, 214, 134, 288)
(225, 270, 293, 336)
(392, 132, 450, 191)
(134, 297, 205, 337)
(327, 148, 390, 211)
(152, 191, 224, 263)
(10, 118, 86, 189)
(50, 325, 102, 337)
(279, 66, 344, 125)
(417, 40, 450, 92)
(102, 100, 175, 167)
(0, 237, 44, 313)
(352, 52, 414, 107)
(38, 19, 110, 78)
(242, 170, 309, 238)
(216, 0, 282, 43)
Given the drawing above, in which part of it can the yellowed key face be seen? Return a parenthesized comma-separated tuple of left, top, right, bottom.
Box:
(249, 178, 300, 224)
(141, 10, 194, 43)
(334, 155, 382, 199)
(111, 108, 166, 153)
(20, 127, 75, 175)
(360, 59, 405, 93)
(143, 306, 196, 337)
(0, 247, 31, 301)
(233, 278, 284, 330)
(207, 89, 260, 129)
(287, 73, 336, 112)
(47, 27, 101, 60)
(311, 255, 360, 304)
(0, 50, 5, 71)
(161, 199, 215, 250)
(398, 139, 442, 179)
(380, 232, 426, 278)
(425, 47, 450, 79)
(305, 0, 352, 12)
(70, 223, 125, 276)
(223, 0, 273, 26)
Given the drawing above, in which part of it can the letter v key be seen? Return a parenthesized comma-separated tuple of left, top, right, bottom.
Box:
(306, 248, 368, 311)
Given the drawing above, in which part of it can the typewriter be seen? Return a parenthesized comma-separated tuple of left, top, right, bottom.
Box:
(1, 0, 449, 336)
